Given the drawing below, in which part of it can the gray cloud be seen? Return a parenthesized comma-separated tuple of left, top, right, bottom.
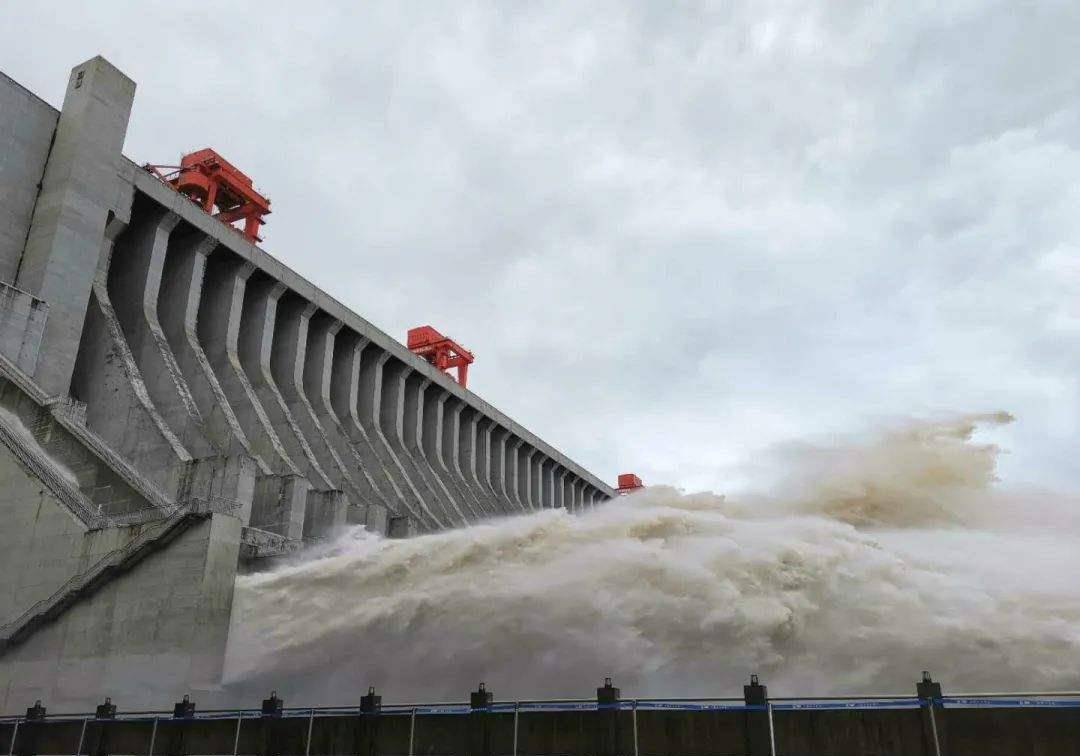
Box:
(2, 0, 1077, 492)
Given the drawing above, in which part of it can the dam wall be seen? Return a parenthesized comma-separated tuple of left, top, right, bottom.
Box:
(0, 57, 614, 713)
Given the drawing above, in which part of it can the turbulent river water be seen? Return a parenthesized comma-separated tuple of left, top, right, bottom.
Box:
(223, 412, 1080, 703)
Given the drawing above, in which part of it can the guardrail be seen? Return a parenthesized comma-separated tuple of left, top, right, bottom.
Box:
(3, 675, 1080, 756)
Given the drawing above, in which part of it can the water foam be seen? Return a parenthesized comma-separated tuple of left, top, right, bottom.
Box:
(224, 413, 1080, 702)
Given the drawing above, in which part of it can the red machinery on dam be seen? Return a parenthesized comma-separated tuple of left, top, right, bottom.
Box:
(145, 149, 272, 242)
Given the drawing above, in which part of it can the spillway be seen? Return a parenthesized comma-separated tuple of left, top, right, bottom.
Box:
(0, 56, 613, 714)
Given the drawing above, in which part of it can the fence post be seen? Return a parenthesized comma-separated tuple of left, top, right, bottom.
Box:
(75, 718, 88, 756)
(304, 709, 314, 756)
(148, 717, 158, 756)
(172, 694, 195, 756)
(259, 691, 283, 756)
(743, 675, 772, 756)
(766, 703, 777, 756)
(22, 701, 47, 756)
(468, 683, 493, 756)
(231, 715, 241, 756)
(8, 719, 19, 756)
(92, 697, 116, 756)
(407, 709, 415, 756)
(596, 678, 621, 756)
(916, 672, 946, 756)
(360, 686, 382, 756)
(512, 703, 519, 756)
(631, 700, 639, 756)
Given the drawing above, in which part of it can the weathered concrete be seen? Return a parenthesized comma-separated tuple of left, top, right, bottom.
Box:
(198, 254, 297, 476)
(239, 275, 333, 491)
(0, 282, 47, 374)
(107, 204, 216, 457)
(416, 380, 473, 523)
(304, 313, 391, 524)
(272, 295, 359, 502)
(0, 73, 58, 281)
(302, 489, 348, 541)
(69, 217, 191, 495)
(17, 58, 135, 397)
(250, 474, 307, 541)
(156, 229, 255, 462)
(0, 513, 243, 714)
(0, 56, 616, 714)
(378, 360, 448, 530)
(339, 337, 423, 518)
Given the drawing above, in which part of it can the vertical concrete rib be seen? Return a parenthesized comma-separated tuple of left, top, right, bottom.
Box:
(540, 458, 555, 508)
(409, 377, 468, 525)
(362, 352, 442, 529)
(271, 294, 360, 504)
(511, 444, 533, 511)
(450, 402, 496, 516)
(354, 345, 431, 526)
(533, 455, 546, 509)
(70, 216, 191, 495)
(305, 315, 389, 512)
(488, 427, 510, 512)
(197, 253, 297, 475)
(328, 331, 411, 515)
(506, 437, 527, 512)
(377, 358, 446, 530)
(428, 387, 483, 521)
(468, 412, 501, 514)
(19, 57, 136, 398)
(441, 394, 487, 518)
(157, 230, 257, 467)
(555, 467, 569, 509)
(475, 418, 501, 508)
(238, 275, 332, 490)
(107, 205, 216, 457)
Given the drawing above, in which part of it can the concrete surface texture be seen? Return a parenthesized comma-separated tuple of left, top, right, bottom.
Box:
(0, 56, 614, 714)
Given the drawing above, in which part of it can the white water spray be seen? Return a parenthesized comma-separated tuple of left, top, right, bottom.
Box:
(224, 413, 1080, 702)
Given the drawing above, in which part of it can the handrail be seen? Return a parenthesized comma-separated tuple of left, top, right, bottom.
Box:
(4, 689, 1080, 722)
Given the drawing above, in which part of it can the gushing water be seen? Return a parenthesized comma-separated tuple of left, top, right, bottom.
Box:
(224, 413, 1080, 702)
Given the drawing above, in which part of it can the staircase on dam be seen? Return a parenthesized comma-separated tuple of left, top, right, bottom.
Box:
(0, 56, 614, 714)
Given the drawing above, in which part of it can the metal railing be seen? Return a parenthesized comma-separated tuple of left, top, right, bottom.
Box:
(4, 687, 1080, 756)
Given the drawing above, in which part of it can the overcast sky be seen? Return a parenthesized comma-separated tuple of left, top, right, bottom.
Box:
(2, 2, 1077, 493)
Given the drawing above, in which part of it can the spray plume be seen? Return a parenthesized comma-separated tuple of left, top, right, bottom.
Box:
(224, 412, 1080, 702)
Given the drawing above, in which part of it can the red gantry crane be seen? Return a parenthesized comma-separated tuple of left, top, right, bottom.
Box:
(407, 326, 475, 388)
(616, 473, 645, 495)
(144, 148, 271, 242)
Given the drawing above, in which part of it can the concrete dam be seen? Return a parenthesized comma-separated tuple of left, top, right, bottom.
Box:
(0, 56, 615, 713)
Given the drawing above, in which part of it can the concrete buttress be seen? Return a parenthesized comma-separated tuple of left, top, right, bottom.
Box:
(0, 55, 615, 713)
